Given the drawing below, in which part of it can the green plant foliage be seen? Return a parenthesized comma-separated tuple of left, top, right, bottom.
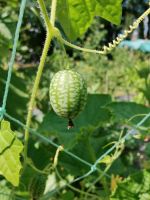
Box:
(0, 0, 19, 8)
(74, 94, 112, 128)
(19, 165, 37, 194)
(137, 67, 150, 104)
(95, 0, 123, 24)
(0, 120, 23, 186)
(110, 170, 150, 200)
(107, 102, 150, 126)
(29, 174, 47, 200)
(0, 181, 12, 200)
(0, 0, 18, 62)
(0, 68, 28, 120)
(62, 191, 75, 200)
(0, 36, 10, 62)
(0, 0, 150, 199)
(39, 94, 112, 149)
(0, 23, 12, 40)
(57, 0, 123, 40)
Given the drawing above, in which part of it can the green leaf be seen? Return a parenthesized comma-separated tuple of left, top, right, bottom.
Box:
(0, 23, 12, 40)
(0, 67, 28, 122)
(62, 191, 74, 200)
(39, 95, 112, 176)
(74, 94, 112, 129)
(39, 94, 112, 149)
(107, 102, 150, 126)
(0, 120, 23, 186)
(99, 155, 112, 164)
(95, 0, 123, 25)
(110, 170, 150, 200)
(0, 181, 12, 200)
(0, 36, 10, 61)
(57, 0, 123, 40)
(139, 194, 150, 200)
(38, 111, 78, 149)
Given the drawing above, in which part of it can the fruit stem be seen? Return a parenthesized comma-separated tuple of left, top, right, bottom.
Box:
(68, 118, 74, 129)
(57, 36, 70, 70)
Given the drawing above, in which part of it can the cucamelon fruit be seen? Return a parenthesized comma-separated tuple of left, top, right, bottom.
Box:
(49, 69, 87, 128)
(28, 174, 47, 200)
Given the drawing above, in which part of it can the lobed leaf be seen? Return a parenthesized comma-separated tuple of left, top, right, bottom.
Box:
(107, 102, 150, 126)
(110, 170, 150, 200)
(57, 0, 123, 40)
(0, 120, 23, 186)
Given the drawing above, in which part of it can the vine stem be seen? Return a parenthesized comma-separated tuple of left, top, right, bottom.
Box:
(58, 7, 150, 54)
(50, 0, 57, 26)
(23, 0, 55, 169)
(55, 168, 100, 199)
(85, 141, 124, 197)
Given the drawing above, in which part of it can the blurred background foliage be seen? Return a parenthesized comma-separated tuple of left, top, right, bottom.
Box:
(0, 0, 150, 199)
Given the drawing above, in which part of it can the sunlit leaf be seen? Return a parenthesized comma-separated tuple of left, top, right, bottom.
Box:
(99, 155, 112, 164)
(0, 120, 23, 186)
(57, 0, 123, 40)
(0, 181, 11, 200)
(0, 23, 12, 40)
(110, 170, 150, 200)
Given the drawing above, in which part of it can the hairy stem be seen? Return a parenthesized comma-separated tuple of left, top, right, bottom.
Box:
(23, 0, 54, 169)
(24, 32, 52, 168)
(38, 0, 53, 31)
(61, 37, 104, 54)
(50, 0, 57, 26)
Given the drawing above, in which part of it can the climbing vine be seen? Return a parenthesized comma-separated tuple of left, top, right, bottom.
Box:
(0, 0, 150, 199)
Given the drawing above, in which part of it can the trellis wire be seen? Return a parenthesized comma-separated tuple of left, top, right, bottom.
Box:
(4, 110, 150, 184)
(0, 0, 150, 199)
(4, 112, 103, 173)
(3, 110, 150, 200)
(0, 0, 27, 120)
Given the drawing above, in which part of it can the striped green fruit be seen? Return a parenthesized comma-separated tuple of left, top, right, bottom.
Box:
(49, 69, 87, 127)
(29, 174, 47, 200)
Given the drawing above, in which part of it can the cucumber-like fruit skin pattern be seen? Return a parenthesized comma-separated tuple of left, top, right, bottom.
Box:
(49, 69, 87, 119)
(29, 174, 46, 200)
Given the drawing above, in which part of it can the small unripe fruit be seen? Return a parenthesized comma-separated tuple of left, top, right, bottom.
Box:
(29, 174, 47, 200)
(49, 69, 87, 128)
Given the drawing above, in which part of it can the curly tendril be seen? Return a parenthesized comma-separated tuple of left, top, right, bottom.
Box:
(60, 7, 150, 55)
